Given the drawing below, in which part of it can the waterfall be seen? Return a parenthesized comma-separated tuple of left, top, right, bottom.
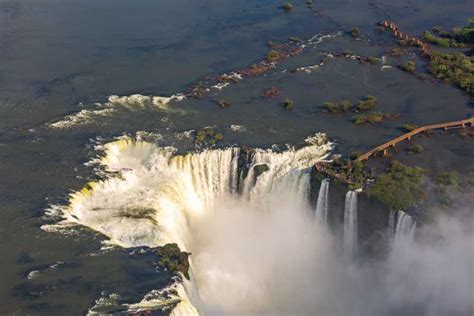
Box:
(46, 134, 334, 315)
(315, 178, 330, 224)
(389, 210, 416, 246)
(343, 191, 358, 258)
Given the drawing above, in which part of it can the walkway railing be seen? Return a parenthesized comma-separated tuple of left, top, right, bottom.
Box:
(356, 118, 474, 162)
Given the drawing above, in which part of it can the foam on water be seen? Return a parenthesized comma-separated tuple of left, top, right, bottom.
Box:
(50, 93, 185, 129)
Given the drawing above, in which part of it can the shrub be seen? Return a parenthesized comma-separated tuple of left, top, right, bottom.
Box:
(350, 27, 361, 38)
(367, 161, 425, 210)
(466, 171, 474, 189)
(434, 171, 461, 187)
(401, 123, 418, 132)
(288, 36, 301, 42)
(353, 111, 398, 124)
(409, 144, 423, 154)
(195, 128, 224, 146)
(401, 61, 416, 73)
(266, 50, 282, 62)
(282, 99, 294, 110)
(427, 51, 473, 95)
(323, 100, 352, 113)
(154, 243, 191, 280)
(368, 57, 378, 65)
(422, 31, 452, 47)
(356, 95, 377, 111)
(389, 48, 405, 57)
(217, 99, 230, 108)
(281, 2, 293, 11)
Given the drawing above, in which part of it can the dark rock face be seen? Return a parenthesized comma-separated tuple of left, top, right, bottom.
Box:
(310, 166, 392, 257)
(237, 146, 255, 193)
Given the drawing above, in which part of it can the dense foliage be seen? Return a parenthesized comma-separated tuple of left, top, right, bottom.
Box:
(355, 95, 377, 112)
(427, 51, 474, 96)
(154, 243, 191, 280)
(434, 171, 461, 188)
(367, 161, 425, 210)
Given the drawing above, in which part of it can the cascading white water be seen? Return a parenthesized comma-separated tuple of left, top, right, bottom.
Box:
(343, 191, 358, 259)
(44, 134, 334, 315)
(44, 135, 474, 316)
(315, 178, 330, 224)
(389, 210, 416, 247)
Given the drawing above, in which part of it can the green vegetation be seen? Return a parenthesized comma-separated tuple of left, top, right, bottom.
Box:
(434, 171, 461, 188)
(195, 128, 224, 146)
(356, 95, 377, 112)
(408, 144, 423, 154)
(389, 48, 405, 57)
(432, 18, 474, 45)
(422, 31, 461, 48)
(427, 51, 474, 96)
(350, 27, 361, 38)
(346, 160, 371, 190)
(401, 123, 418, 132)
(281, 2, 293, 11)
(288, 36, 301, 42)
(282, 99, 294, 110)
(353, 111, 397, 124)
(368, 57, 378, 65)
(466, 171, 474, 189)
(451, 18, 474, 44)
(154, 243, 191, 280)
(401, 61, 416, 73)
(217, 99, 230, 108)
(266, 50, 282, 62)
(323, 100, 352, 113)
(367, 161, 425, 210)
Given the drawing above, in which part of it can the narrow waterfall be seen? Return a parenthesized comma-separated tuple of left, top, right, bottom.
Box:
(389, 210, 416, 246)
(343, 191, 358, 258)
(315, 178, 330, 224)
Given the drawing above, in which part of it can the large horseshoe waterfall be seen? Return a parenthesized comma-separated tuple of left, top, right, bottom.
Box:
(45, 135, 474, 316)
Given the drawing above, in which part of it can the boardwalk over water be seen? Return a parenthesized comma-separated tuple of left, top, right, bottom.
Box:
(356, 118, 474, 162)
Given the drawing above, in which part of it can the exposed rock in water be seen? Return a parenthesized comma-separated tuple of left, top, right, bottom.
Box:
(253, 164, 270, 180)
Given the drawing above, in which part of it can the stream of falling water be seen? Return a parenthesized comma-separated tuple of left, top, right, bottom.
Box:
(43, 134, 474, 316)
(315, 178, 330, 225)
(343, 191, 358, 259)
